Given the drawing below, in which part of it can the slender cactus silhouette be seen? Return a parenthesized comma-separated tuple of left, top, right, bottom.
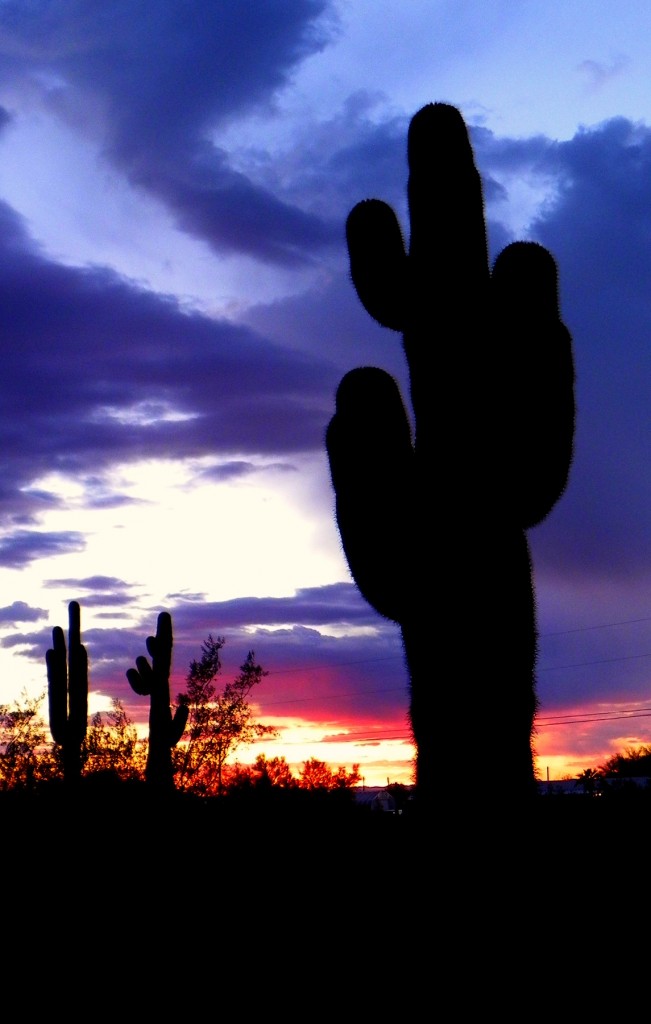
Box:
(126, 611, 188, 789)
(46, 600, 88, 783)
(326, 103, 575, 809)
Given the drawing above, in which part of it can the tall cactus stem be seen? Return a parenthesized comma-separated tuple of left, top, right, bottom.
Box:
(45, 600, 89, 784)
(126, 611, 188, 789)
(326, 103, 575, 809)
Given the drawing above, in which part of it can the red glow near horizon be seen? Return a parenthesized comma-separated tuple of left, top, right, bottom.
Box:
(535, 700, 651, 780)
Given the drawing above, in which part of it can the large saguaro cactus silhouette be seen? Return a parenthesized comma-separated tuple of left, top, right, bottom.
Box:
(326, 103, 575, 807)
(46, 600, 89, 784)
(127, 611, 188, 789)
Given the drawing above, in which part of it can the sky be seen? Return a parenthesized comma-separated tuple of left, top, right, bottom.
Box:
(2, 1, 651, 787)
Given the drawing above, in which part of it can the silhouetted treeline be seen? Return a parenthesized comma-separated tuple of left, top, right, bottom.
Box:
(0, 690, 363, 797)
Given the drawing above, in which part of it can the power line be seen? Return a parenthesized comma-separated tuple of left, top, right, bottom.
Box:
(261, 612, 651, 692)
(262, 684, 408, 708)
(270, 728, 412, 746)
(541, 614, 651, 637)
(266, 653, 405, 676)
(538, 705, 651, 723)
(212, 610, 651, 726)
(538, 650, 651, 672)
(537, 706, 651, 728)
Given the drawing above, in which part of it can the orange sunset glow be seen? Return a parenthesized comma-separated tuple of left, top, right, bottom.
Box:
(534, 700, 651, 782)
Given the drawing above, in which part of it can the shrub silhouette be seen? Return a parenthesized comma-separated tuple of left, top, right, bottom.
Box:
(326, 103, 575, 807)
(126, 611, 188, 790)
(45, 600, 88, 784)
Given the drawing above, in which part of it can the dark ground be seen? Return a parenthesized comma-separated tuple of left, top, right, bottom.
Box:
(2, 786, 643, 1006)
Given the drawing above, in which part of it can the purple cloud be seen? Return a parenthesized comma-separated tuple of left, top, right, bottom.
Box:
(0, 198, 341, 530)
(0, 0, 340, 265)
(0, 600, 48, 623)
(6, 581, 409, 730)
(0, 529, 86, 568)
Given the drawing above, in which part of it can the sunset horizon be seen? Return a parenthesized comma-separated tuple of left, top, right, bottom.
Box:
(3, 3, 651, 796)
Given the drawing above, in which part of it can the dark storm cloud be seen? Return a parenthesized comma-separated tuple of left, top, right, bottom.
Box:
(0, 199, 341, 529)
(147, 164, 339, 266)
(0, 0, 340, 264)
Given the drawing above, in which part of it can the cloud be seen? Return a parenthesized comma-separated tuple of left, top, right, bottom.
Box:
(578, 55, 629, 93)
(4, 580, 408, 727)
(494, 117, 651, 585)
(195, 460, 296, 484)
(168, 581, 392, 629)
(0, 529, 86, 568)
(3, 55, 651, 740)
(451, 114, 651, 722)
(0, 197, 342, 529)
(158, 584, 407, 723)
(239, 91, 411, 224)
(0, 0, 341, 265)
(0, 600, 48, 623)
(45, 574, 133, 591)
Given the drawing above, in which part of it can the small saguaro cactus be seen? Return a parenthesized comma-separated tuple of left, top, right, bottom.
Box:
(126, 611, 188, 789)
(46, 600, 89, 784)
(326, 103, 575, 809)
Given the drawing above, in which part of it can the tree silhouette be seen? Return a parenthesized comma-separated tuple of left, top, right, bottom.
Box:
(575, 767, 602, 796)
(249, 754, 297, 788)
(299, 757, 361, 790)
(83, 699, 143, 782)
(600, 745, 651, 778)
(175, 639, 277, 796)
(0, 691, 53, 791)
(327, 103, 575, 809)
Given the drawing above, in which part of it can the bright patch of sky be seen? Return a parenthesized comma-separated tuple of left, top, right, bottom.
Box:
(8, 453, 347, 604)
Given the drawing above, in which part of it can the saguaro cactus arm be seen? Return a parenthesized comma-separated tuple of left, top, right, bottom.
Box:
(46, 620, 68, 747)
(490, 241, 575, 526)
(326, 367, 414, 624)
